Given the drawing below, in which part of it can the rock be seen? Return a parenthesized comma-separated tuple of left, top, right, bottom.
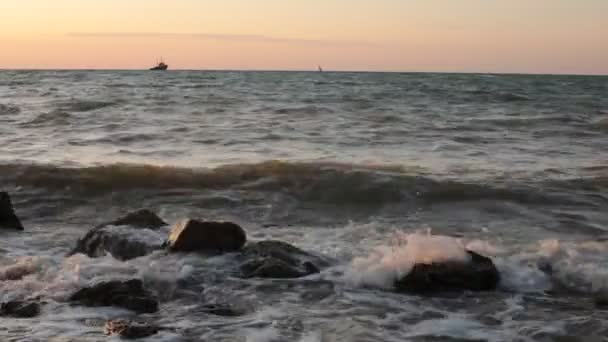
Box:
(595, 297, 608, 308)
(68, 209, 166, 261)
(0, 300, 40, 318)
(240, 240, 330, 279)
(0, 192, 24, 230)
(106, 209, 167, 229)
(67, 227, 163, 261)
(104, 320, 160, 339)
(241, 258, 310, 278)
(594, 290, 608, 308)
(167, 219, 246, 253)
(395, 251, 500, 293)
(69, 279, 158, 314)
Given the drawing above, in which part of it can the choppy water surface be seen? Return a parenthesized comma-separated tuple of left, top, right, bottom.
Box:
(1, 70, 607, 341)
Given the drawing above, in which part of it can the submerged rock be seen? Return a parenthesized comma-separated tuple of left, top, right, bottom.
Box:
(167, 219, 246, 253)
(240, 240, 330, 279)
(0, 300, 40, 318)
(0, 192, 24, 230)
(104, 320, 161, 339)
(69, 279, 158, 314)
(68, 209, 166, 261)
(395, 251, 500, 293)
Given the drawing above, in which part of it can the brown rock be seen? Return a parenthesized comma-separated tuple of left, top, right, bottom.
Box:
(167, 219, 246, 253)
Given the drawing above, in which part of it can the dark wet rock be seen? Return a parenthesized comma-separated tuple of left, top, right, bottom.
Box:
(106, 209, 167, 229)
(0, 192, 24, 230)
(239, 240, 330, 279)
(537, 257, 554, 275)
(594, 291, 608, 308)
(395, 251, 500, 293)
(104, 320, 160, 339)
(167, 219, 246, 253)
(241, 258, 306, 278)
(69, 279, 158, 314)
(68, 227, 163, 261)
(0, 300, 40, 318)
(68, 209, 166, 261)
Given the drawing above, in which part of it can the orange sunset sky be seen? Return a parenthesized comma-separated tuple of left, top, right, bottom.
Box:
(2, 0, 607, 74)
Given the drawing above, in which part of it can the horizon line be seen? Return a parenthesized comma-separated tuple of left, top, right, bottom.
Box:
(0, 67, 607, 77)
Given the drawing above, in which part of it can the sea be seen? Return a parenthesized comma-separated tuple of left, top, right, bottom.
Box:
(0, 70, 607, 341)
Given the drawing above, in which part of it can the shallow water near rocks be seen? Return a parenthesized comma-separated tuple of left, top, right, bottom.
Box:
(1, 70, 608, 341)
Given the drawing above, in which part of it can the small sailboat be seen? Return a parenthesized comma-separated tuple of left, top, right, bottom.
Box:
(318, 65, 323, 73)
(150, 59, 168, 71)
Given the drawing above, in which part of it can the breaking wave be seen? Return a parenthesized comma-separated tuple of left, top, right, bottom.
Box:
(20, 110, 73, 127)
(345, 231, 470, 289)
(0, 161, 595, 206)
(343, 230, 608, 300)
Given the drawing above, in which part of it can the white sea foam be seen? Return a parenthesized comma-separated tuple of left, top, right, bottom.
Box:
(491, 238, 608, 294)
(298, 331, 323, 342)
(0, 256, 43, 281)
(536, 239, 608, 293)
(344, 231, 470, 289)
(246, 326, 280, 342)
(0, 253, 138, 302)
(465, 239, 503, 256)
(405, 315, 518, 342)
(494, 256, 551, 293)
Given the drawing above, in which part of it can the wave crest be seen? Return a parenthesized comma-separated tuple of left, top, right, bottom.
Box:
(20, 110, 73, 127)
(0, 161, 591, 206)
(57, 99, 116, 112)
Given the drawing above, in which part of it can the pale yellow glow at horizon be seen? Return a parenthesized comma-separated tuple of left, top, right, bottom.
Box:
(1, 0, 607, 74)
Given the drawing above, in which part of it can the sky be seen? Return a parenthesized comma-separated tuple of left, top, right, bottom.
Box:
(1, 0, 607, 74)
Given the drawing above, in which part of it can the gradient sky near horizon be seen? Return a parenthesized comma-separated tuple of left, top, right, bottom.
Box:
(2, 0, 607, 74)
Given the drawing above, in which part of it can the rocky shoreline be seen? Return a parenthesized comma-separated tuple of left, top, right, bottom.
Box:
(10, 190, 595, 340)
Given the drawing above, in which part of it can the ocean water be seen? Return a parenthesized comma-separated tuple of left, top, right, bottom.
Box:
(0, 70, 607, 341)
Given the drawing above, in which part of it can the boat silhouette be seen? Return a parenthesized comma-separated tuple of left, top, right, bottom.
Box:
(150, 59, 168, 70)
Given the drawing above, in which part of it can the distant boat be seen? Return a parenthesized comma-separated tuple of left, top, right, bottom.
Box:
(150, 59, 168, 71)
(318, 65, 323, 72)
